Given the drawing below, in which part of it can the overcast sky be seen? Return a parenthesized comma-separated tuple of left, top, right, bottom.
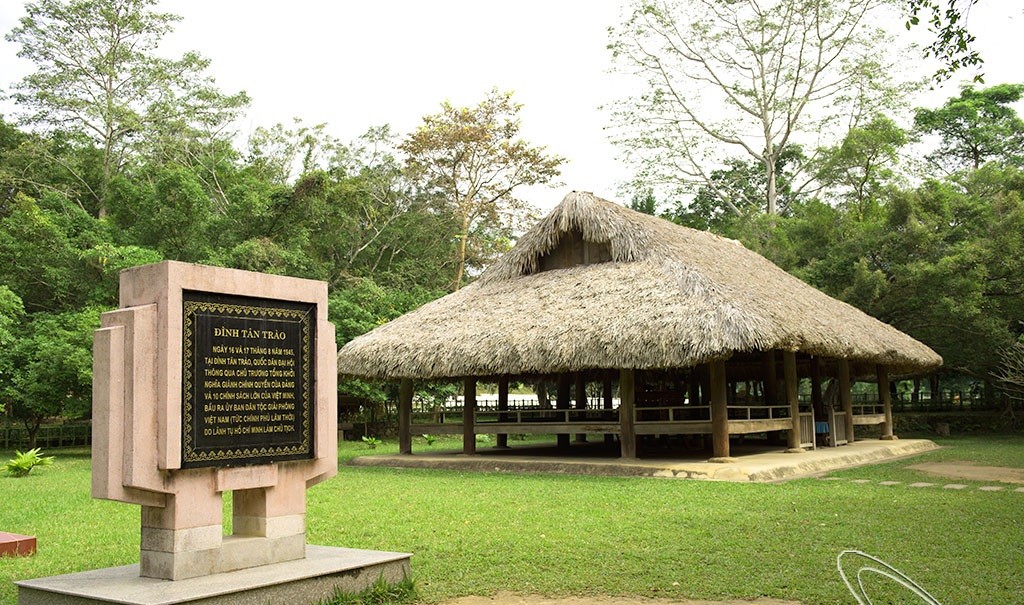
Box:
(1, 1, 1021, 210)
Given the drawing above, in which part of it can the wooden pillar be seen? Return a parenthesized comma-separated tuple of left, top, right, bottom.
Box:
(709, 360, 731, 461)
(603, 373, 615, 446)
(496, 376, 509, 449)
(619, 369, 636, 459)
(878, 365, 897, 440)
(574, 374, 587, 443)
(784, 351, 803, 452)
(838, 360, 854, 444)
(556, 374, 571, 449)
(463, 378, 476, 455)
(398, 378, 413, 455)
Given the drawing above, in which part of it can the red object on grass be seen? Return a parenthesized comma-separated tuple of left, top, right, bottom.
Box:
(0, 532, 36, 557)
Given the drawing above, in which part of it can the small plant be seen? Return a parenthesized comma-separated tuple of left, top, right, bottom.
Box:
(361, 435, 381, 449)
(3, 448, 55, 477)
(475, 433, 493, 444)
(324, 574, 417, 604)
(421, 433, 437, 445)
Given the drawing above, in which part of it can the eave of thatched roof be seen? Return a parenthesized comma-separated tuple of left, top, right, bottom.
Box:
(337, 191, 942, 381)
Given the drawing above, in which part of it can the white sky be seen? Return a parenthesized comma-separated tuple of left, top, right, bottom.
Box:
(1, 1, 1021, 211)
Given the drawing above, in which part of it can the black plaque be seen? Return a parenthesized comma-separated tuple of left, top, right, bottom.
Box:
(181, 291, 316, 468)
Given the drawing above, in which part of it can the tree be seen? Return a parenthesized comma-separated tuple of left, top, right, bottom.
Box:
(0, 287, 25, 420)
(1, 307, 100, 448)
(815, 114, 908, 212)
(904, 0, 982, 82)
(608, 0, 911, 216)
(400, 89, 565, 290)
(914, 83, 1024, 173)
(6, 0, 248, 216)
(994, 339, 1024, 420)
(666, 146, 806, 233)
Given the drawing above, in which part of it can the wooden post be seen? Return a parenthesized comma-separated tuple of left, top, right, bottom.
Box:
(603, 373, 615, 446)
(574, 374, 587, 443)
(878, 365, 897, 440)
(556, 374, 571, 450)
(838, 360, 854, 444)
(784, 351, 803, 452)
(463, 378, 477, 454)
(496, 376, 509, 449)
(709, 360, 731, 461)
(398, 378, 413, 455)
(619, 369, 636, 459)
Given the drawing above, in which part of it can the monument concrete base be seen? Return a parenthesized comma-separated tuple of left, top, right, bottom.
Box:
(16, 545, 410, 605)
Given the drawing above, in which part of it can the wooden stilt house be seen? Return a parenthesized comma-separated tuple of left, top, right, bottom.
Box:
(337, 192, 942, 460)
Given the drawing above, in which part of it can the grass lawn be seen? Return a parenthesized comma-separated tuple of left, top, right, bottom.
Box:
(1, 434, 1022, 604)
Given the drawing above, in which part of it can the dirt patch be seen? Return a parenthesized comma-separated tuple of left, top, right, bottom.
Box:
(908, 461, 1024, 484)
(440, 593, 800, 605)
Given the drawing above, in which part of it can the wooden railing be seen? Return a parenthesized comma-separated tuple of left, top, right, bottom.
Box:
(832, 411, 849, 445)
(635, 405, 709, 423)
(727, 404, 791, 421)
(799, 412, 815, 449)
(474, 408, 616, 424)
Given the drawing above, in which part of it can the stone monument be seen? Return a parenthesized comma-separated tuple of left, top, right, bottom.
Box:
(17, 261, 410, 605)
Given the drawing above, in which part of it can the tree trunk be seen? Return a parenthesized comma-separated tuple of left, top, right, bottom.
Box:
(453, 213, 470, 290)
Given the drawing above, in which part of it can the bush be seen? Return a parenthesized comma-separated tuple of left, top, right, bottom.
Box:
(3, 448, 55, 477)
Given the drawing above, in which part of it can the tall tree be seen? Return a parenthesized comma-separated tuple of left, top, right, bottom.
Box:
(6, 0, 248, 216)
(815, 114, 908, 212)
(400, 89, 564, 290)
(608, 0, 911, 216)
(914, 83, 1024, 173)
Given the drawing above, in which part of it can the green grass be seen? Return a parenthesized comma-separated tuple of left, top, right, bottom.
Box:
(2, 436, 1023, 604)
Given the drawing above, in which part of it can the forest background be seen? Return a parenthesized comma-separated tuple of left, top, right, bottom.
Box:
(1, 0, 1023, 447)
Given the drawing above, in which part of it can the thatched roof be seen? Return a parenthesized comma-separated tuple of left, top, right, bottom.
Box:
(337, 191, 941, 380)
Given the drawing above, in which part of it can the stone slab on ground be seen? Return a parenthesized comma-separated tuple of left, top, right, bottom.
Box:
(350, 439, 940, 483)
(909, 462, 1024, 484)
(15, 545, 410, 605)
(0, 532, 36, 557)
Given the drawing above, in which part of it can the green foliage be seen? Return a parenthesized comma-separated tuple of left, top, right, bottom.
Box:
(323, 575, 417, 605)
(3, 447, 55, 477)
(6, 0, 249, 215)
(914, 83, 1024, 172)
(421, 434, 437, 446)
(904, 0, 983, 83)
(0, 306, 101, 447)
(361, 436, 381, 449)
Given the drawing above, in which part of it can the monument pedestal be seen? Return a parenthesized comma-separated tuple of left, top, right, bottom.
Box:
(16, 546, 410, 605)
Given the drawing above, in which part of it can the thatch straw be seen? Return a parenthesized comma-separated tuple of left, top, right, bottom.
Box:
(338, 191, 942, 380)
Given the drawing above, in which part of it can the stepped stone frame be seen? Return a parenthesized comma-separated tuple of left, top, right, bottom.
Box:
(338, 192, 942, 462)
(91, 261, 338, 580)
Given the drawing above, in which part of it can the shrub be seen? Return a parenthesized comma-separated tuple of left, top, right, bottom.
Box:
(3, 448, 55, 477)
(361, 435, 381, 449)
